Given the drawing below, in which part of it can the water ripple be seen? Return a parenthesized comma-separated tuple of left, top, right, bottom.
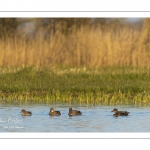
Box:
(0, 104, 150, 132)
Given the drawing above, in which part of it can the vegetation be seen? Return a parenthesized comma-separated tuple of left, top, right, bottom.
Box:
(0, 66, 150, 106)
(0, 18, 150, 106)
(0, 19, 150, 67)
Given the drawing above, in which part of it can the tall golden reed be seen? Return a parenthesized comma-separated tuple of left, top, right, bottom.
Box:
(0, 23, 149, 67)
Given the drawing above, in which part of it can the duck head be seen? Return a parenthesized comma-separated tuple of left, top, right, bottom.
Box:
(111, 108, 118, 113)
(50, 108, 54, 113)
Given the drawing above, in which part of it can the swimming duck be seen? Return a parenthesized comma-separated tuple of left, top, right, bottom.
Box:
(21, 109, 32, 116)
(49, 108, 61, 116)
(111, 108, 130, 116)
(68, 107, 82, 116)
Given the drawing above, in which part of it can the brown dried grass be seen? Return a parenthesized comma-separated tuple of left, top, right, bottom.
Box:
(0, 23, 150, 67)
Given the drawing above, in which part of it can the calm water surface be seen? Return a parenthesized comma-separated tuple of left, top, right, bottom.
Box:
(0, 104, 150, 132)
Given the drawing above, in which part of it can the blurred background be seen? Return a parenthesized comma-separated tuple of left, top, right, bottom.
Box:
(0, 18, 149, 67)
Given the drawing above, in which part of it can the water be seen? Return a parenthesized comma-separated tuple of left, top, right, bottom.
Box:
(0, 104, 150, 132)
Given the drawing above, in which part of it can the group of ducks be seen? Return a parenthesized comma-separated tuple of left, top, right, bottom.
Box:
(21, 108, 130, 117)
(21, 107, 82, 116)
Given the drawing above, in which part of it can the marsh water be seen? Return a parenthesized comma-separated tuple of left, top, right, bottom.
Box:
(0, 104, 150, 132)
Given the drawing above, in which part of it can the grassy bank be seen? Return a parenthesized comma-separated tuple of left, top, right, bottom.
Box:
(0, 66, 150, 106)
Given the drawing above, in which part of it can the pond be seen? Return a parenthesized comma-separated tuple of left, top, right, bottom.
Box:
(0, 104, 150, 132)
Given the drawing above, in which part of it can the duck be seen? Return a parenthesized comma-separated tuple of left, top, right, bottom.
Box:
(68, 107, 82, 116)
(49, 108, 61, 116)
(21, 109, 32, 116)
(111, 108, 130, 116)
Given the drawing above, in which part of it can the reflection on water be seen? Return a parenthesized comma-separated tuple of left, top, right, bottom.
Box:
(0, 104, 150, 132)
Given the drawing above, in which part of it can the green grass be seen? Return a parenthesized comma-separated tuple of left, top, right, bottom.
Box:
(0, 66, 150, 106)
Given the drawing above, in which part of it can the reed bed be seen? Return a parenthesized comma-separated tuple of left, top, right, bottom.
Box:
(0, 21, 150, 105)
(0, 22, 150, 67)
